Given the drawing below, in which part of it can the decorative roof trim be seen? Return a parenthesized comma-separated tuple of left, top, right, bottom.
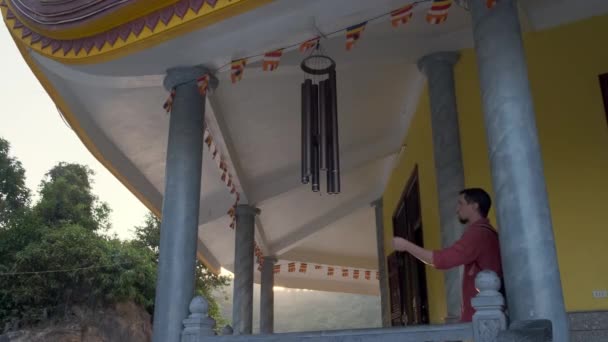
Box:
(1, 0, 273, 64)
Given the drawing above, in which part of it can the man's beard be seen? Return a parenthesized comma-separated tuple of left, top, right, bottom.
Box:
(459, 217, 468, 225)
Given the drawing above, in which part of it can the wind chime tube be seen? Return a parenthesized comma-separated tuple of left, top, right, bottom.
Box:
(318, 79, 328, 171)
(329, 69, 341, 194)
(324, 80, 335, 194)
(311, 84, 320, 192)
(301, 79, 312, 184)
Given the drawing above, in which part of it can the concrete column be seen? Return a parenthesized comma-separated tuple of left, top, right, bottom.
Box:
(232, 204, 259, 335)
(468, 0, 569, 340)
(260, 256, 276, 334)
(152, 66, 218, 342)
(417, 52, 465, 323)
(372, 199, 391, 328)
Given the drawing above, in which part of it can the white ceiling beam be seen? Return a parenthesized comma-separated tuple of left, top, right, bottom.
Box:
(196, 124, 405, 229)
(198, 189, 234, 223)
(205, 98, 250, 203)
(254, 216, 271, 256)
(204, 98, 270, 255)
(250, 134, 402, 205)
(269, 192, 379, 256)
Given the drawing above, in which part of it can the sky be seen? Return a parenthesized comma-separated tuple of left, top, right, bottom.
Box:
(0, 27, 149, 240)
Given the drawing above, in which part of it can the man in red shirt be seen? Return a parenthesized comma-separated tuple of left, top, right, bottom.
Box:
(392, 188, 502, 322)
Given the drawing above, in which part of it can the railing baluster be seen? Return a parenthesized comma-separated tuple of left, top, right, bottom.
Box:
(181, 296, 216, 342)
(472, 270, 508, 342)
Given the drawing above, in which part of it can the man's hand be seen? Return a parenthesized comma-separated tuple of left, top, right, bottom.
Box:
(393, 237, 411, 252)
(392, 236, 434, 265)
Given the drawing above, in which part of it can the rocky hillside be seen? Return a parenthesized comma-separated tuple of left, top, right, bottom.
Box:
(0, 302, 151, 342)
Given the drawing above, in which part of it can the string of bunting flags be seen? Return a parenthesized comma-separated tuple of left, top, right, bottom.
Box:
(222, 0, 497, 80)
(161, 0, 496, 99)
(273, 262, 380, 281)
(426, 0, 453, 25)
(202, 126, 265, 268)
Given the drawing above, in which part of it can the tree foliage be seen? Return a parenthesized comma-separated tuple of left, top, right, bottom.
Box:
(0, 138, 30, 229)
(35, 163, 111, 232)
(133, 212, 230, 328)
(0, 224, 156, 327)
(0, 139, 228, 332)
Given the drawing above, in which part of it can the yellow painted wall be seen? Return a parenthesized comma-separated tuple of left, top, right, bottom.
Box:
(384, 13, 608, 322)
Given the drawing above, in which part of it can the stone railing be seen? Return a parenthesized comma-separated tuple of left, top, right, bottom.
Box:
(182, 270, 511, 342)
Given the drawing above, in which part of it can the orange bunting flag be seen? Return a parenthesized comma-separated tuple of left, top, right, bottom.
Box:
(263, 49, 283, 71)
(327, 267, 334, 276)
(365, 270, 371, 280)
(273, 265, 281, 274)
(219, 159, 228, 172)
(203, 129, 211, 145)
(299, 263, 307, 273)
(299, 37, 320, 53)
(486, 0, 497, 8)
(197, 74, 209, 95)
(342, 268, 349, 277)
(345, 22, 366, 51)
(353, 270, 360, 279)
(163, 90, 175, 113)
(288, 262, 296, 272)
(231, 59, 247, 83)
(426, 0, 452, 25)
(391, 4, 414, 28)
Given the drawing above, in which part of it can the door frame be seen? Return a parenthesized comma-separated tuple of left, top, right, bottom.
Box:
(389, 165, 430, 325)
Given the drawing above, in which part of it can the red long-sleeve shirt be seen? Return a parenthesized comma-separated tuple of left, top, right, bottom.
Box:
(432, 218, 502, 322)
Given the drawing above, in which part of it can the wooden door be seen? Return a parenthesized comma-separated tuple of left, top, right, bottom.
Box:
(388, 166, 429, 326)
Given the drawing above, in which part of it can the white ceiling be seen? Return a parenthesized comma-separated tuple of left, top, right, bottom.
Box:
(22, 0, 608, 294)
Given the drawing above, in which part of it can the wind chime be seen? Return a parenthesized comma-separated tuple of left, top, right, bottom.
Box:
(300, 45, 341, 194)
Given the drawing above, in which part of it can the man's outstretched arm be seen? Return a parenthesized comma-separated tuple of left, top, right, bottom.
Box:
(394, 231, 480, 270)
(392, 237, 434, 265)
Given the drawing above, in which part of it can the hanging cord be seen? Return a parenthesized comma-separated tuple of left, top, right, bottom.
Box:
(0, 261, 131, 276)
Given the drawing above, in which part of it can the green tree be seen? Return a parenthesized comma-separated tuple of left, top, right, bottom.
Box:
(0, 146, 226, 333)
(0, 138, 30, 229)
(133, 212, 230, 327)
(0, 160, 155, 331)
(1, 224, 156, 328)
(35, 163, 110, 231)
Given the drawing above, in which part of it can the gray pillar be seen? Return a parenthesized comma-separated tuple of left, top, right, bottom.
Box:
(417, 52, 465, 323)
(260, 256, 276, 334)
(152, 66, 218, 342)
(468, 1, 569, 340)
(232, 204, 259, 335)
(372, 199, 391, 328)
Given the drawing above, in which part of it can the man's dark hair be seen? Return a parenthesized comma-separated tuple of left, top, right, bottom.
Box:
(460, 188, 492, 217)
